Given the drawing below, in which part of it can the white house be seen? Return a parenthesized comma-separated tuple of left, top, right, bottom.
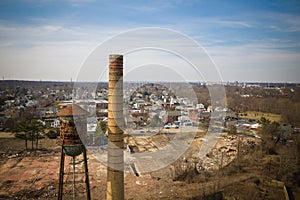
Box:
(50, 119, 60, 128)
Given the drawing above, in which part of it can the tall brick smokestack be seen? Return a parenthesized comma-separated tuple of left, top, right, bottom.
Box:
(107, 54, 124, 200)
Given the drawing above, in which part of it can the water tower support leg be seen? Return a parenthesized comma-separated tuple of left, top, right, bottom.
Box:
(58, 147, 65, 200)
(83, 146, 91, 200)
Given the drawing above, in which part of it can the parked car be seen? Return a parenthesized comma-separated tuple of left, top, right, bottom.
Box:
(171, 124, 179, 129)
(164, 124, 171, 129)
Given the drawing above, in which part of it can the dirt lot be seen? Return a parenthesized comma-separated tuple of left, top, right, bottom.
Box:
(1, 132, 299, 200)
(0, 132, 170, 199)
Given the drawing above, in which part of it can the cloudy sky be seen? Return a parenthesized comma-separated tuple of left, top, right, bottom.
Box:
(0, 0, 299, 82)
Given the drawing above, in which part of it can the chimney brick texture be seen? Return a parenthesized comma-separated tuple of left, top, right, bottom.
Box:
(107, 54, 124, 200)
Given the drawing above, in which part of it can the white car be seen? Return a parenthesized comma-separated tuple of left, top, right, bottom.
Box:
(164, 124, 171, 129)
(171, 124, 179, 129)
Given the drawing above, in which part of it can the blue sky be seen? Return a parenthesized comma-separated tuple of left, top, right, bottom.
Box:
(0, 0, 299, 82)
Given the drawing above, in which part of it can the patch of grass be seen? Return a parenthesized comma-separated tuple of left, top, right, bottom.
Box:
(240, 111, 282, 122)
(0, 132, 15, 139)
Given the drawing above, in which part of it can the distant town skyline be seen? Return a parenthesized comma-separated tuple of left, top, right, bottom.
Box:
(0, 0, 300, 82)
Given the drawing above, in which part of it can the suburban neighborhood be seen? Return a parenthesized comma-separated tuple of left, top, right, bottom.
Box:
(0, 80, 300, 199)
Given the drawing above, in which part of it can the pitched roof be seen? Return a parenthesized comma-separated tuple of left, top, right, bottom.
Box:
(57, 104, 89, 117)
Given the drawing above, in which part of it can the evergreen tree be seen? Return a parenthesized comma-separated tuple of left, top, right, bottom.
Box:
(94, 120, 108, 145)
(15, 120, 44, 150)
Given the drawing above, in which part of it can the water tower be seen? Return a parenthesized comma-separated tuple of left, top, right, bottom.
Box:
(57, 104, 91, 200)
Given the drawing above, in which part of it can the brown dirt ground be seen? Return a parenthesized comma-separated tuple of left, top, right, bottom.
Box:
(0, 132, 299, 200)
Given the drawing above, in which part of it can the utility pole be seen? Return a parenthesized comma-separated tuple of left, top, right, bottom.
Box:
(107, 54, 124, 200)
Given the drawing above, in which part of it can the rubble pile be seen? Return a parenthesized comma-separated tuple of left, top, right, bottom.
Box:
(196, 135, 259, 172)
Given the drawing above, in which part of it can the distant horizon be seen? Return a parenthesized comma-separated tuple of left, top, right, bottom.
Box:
(1, 79, 299, 84)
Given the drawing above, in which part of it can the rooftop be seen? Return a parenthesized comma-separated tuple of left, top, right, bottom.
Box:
(56, 104, 89, 117)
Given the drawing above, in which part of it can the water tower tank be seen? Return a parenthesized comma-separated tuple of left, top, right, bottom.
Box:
(56, 104, 89, 156)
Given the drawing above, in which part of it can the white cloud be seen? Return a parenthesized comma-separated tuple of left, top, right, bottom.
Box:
(122, 5, 161, 13)
(0, 22, 123, 80)
(207, 43, 300, 82)
(263, 12, 300, 33)
(212, 19, 253, 28)
(0, 18, 299, 82)
(284, 17, 300, 32)
(43, 25, 63, 31)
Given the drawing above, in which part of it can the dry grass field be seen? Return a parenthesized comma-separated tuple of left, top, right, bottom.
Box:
(240, 111, 282, 122)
